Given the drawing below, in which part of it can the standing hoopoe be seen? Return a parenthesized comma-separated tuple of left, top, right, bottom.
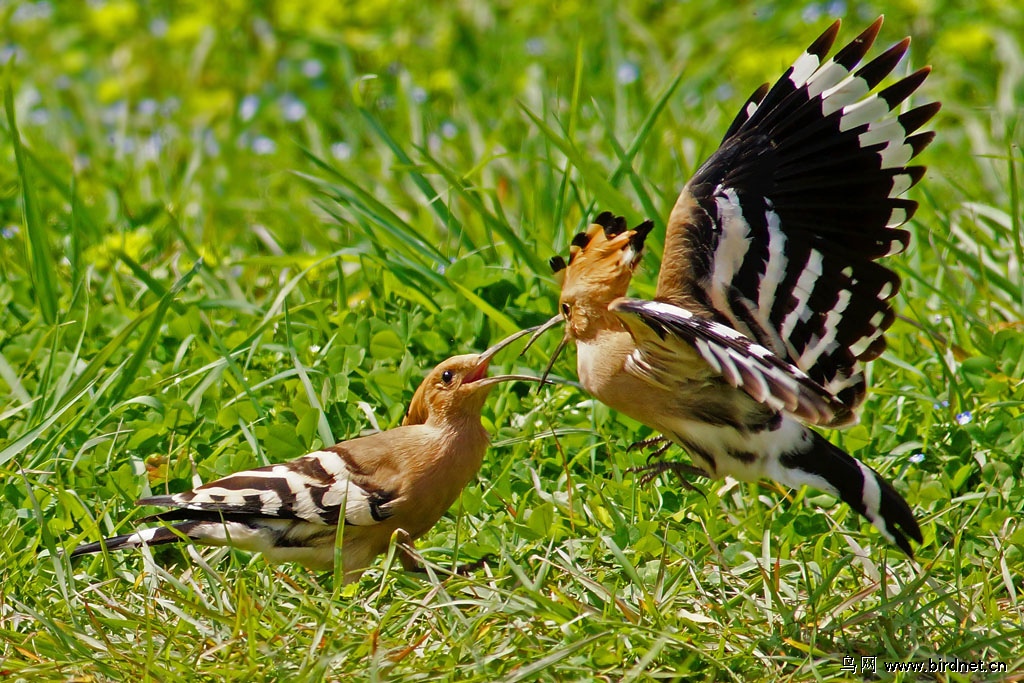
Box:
(71, 328, 539, 583)
(528, 18, 938, 555)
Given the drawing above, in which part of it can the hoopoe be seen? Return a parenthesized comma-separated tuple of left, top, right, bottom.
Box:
(71, 328, 539, 584)
(528, 18, 938, 556)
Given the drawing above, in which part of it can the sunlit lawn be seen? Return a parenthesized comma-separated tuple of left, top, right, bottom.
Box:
(2, 1, 1022, 680)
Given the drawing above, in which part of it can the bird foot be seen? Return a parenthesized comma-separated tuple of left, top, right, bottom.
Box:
(627, 460, 709, 497)
(627, 435, 673, 463)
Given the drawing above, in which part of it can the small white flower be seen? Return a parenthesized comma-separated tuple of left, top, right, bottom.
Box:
(138, 99, 159, 117)
(302, 59, 324, 79)
(150, 17, 168, 37)
(616, 62, 640, 85)
(525, 38, 546, 56)
(279, 94, 307, 122)
(330, 142, 352, 161)
(251, 136, 277, 155)
(239, 94, 260, 122)
(140, 134, 163, 162)
(28, 109, 49, 125)
(204, 130, 221, 157)
(955, 411, 972, 425)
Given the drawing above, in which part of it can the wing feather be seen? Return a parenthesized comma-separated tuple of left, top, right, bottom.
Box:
(137, 449, 395, 527)
(655, 18, 937, 422)
(611, 298, 847, 425)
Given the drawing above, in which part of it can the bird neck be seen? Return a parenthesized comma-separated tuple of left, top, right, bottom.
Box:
(569, 300, 627, 343)
(427, 413, 491, 496)
(575, 323, 635, 394)
(429, 409, 490, 450)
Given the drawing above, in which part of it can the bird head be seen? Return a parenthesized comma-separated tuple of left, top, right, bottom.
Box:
(551, 213, 654, 322)
(521, 212, 653, 380)
(402, 327, 541, 426)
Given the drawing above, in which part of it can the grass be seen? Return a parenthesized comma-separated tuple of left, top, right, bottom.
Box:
(1, 0, 1023, 680)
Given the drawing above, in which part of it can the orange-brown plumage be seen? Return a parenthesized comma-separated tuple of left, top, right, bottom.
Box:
(71, 329, 539, 583)
(530, 18, 937, 556)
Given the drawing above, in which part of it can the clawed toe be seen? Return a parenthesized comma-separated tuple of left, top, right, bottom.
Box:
(627, 435, 667, 452)
(627, 435, 673, 463)
(627, 460, 709, 497)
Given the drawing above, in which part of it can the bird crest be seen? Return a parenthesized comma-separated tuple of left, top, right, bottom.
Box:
(550, 212, 654, 301)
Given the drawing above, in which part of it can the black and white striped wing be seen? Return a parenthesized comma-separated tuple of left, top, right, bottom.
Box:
(656, 18, 938, 425)
(611, 298, 844, 425)
(137, 448, 396, 527)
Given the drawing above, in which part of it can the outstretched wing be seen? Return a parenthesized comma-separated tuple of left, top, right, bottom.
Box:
(137, 447, 397, 527)
(611, 298, 845, 425)
(655, 18, 938, 424)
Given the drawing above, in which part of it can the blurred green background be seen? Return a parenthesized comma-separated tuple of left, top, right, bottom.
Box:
(1, 0, 1022, 680)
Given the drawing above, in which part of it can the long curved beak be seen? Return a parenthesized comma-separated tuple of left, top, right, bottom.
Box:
(464, 326, 548, 385)
(537, 334, 569, 386)
(519, 313, 563, 357)
(516, 313, 568, 389)
(471, 373, 549, 389)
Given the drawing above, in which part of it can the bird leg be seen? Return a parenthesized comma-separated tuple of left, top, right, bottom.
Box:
(453, 553, 496, 576)
(626, 434, 707, 493)
(396, 529, 493, 579)
(395, 529, 424, 573)
(627, 460, 709, 496)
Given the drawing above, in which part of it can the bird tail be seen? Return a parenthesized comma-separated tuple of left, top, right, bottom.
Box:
(69, 521, 201, 558)
(775, 428, 922, 557)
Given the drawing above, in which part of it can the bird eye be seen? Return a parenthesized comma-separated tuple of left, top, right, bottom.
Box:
(561, 302, 571, 318)
(441, 370, 454, 384)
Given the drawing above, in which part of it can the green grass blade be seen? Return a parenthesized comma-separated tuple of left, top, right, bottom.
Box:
(519, 104, 636, 219)
(109, 259, 203, 404)
(5, 81, 58, 324)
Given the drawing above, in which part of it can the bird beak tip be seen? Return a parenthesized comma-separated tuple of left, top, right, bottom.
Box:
(520, 314, 564, 357)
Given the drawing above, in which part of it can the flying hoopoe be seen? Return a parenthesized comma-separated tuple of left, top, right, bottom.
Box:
(527, 18, 938, 556)
(71, 328, 539, 584)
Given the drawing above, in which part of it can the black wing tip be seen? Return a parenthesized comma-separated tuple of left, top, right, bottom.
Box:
(907, 131, 936, 158)
(69, 524, 199, 559)
(899, 101, 942, 135)
(854, 38, 911, 88)
(69, 531, 139, 558)
(549, 255, 567, 273)
(808, 19, 843, 60)
(879, 67, 932, 109)
(831, 17, 883, 69)
(855, 15, 885, 47)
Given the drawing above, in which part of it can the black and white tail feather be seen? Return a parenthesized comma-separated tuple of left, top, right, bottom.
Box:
(612, 298, 921, 556)
(560, 18, 934, 556)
